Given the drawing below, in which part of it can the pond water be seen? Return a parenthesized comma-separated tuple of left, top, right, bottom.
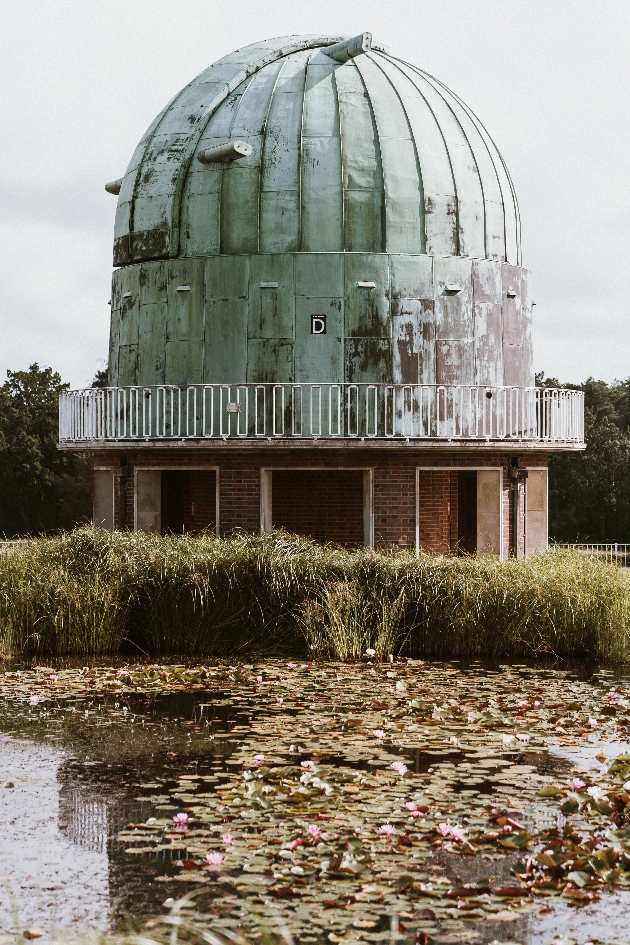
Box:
(2, 661, 630, 945)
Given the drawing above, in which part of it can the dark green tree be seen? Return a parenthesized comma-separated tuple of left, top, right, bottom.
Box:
(0, 364, 93, 536)
(537, 373, 630, 541)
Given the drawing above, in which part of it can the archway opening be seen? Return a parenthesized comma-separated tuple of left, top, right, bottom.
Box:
(161, 470, 217, 534)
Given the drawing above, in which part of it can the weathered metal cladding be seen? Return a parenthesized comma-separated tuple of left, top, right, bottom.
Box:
(108, 253, 533, 391)
(112, 35, 521, 267)
(502, 264, 533, 387)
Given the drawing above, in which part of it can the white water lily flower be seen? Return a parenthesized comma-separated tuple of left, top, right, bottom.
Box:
(502, 734, 516, 748)
(586, 785, 608, 802)
(365, 648, 376, 657)
(390, 761, 408, 776)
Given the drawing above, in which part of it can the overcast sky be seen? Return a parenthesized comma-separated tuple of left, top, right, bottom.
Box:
(1, 0, 628, 388)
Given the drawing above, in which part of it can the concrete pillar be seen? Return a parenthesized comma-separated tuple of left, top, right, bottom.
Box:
(477, 469, 502, 557)
(136, 469, 161, 532)
(363, 469, 374, 549)
(525, 468, 548, 555)
(93, 469, 114, 529)
(260, 469, 272, 534)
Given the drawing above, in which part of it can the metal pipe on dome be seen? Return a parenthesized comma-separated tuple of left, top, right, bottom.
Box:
(323, 32, 372, 62)
(197, 141, 252, 164)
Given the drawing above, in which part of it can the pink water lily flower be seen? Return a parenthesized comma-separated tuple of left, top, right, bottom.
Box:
(567, 778, 587, 792)
(390, 761, 408, 776)
(255, 675, 263, 684)
(29, 695, 39, 706)
(404, 801, 423, 818)
(49, 674, 58, 682)
(287, 663, 297, 670)
(379, 824, 397, 838)
(276, 697, 283, 705)
(222, 832, 234, 846)
(307, 824, 322, 838)
(173, 813, 191, 829)
(301, 760, 315, 770)
(374, 729, 386, 740)
(586, 718, 598, 727)
(436, 823, 466, 842)
(205, 853, 225, 868)
(253, 754, 265, 765)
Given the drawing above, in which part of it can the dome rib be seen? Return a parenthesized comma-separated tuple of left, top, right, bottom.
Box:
(300, 50, 343, 252)
(430, 74, 521, 264)
(403, 62, 502, 262)
(400, 63, 485, 258)
(403, 61, 521, 264)
(355, 52, 425, 254)
(334, 57, 384, 252)
(371, 55, 459, 256)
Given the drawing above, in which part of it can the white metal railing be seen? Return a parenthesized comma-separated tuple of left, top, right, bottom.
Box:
(58, 384, 584, 445)
(0, 540, 28, 554)
(555, 543, 630, 567)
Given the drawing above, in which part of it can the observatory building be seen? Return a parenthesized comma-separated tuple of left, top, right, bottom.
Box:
(59, 33, 584, 555)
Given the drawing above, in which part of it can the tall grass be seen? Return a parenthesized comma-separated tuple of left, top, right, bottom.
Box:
(300, 582, 407, 660)
(0, 527, 627, 660)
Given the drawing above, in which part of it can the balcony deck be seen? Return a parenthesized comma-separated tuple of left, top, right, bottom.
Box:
(58, 384, 585, 450)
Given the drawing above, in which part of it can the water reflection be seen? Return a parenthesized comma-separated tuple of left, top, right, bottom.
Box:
(0, 740, 110, 935)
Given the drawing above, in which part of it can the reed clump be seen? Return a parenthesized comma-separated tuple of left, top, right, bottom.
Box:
(0, 527, 627, 659)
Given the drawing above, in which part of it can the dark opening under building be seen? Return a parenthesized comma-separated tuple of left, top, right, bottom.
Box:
(59, 32, 585, 555)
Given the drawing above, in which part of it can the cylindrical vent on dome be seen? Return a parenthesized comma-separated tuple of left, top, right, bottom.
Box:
(197, 140, 252, 164)
(324, 32, 372, 62)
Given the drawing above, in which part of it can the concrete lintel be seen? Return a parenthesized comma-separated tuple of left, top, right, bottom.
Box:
(59, 439, 583, 452)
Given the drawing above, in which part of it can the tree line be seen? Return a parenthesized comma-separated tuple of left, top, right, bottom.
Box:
(0, 365, 101, 536)
(0, 364, 629, 541)
(537, 372, 630, 542)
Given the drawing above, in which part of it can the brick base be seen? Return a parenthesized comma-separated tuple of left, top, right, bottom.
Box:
(98, 447, 547, 554)
(272, 469, 364, 546)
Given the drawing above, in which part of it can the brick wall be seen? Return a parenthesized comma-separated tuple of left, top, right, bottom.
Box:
(99, 448, 547, 554)
(272, 470, 364, 546)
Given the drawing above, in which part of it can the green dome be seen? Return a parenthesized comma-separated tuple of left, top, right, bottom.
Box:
(113, 34, 520, 267)
(108, 35, 532, 392)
